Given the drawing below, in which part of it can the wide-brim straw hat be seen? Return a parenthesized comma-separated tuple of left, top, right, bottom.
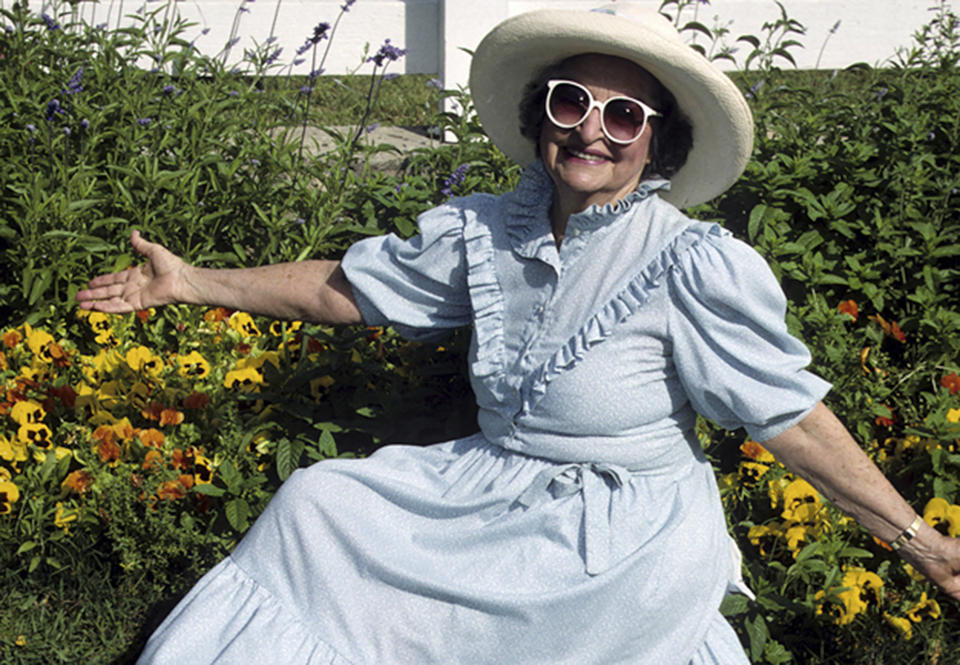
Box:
(469, 3, 754, 208)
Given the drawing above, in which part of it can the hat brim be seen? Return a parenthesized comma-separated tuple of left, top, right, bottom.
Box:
(469, 7, 754, 208)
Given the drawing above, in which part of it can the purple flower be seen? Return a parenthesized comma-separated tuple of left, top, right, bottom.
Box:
(163, 84, 177, 95)
(310, 22, 331, 44)
(309, 67, 324, 80)
(299, 85, 313, 94)
(383, 72, 399, 81)
(46, 99, 64, 121)
(202, 27, 211, 35)
(63, 126, 71, 136)
(26, 124, 36, 133)
(441, 164, 469, 197)
(368, 38, 406, 66)
(80, 118, 90, 129)
(293, 58, 305, 66)
(138, 117, 153, 126)
(295, 217, 305, 225)
(427, 77, 443, 90)
(250, 158, 260, 165)
(41, 13, 61, 31)
(63, 68, 84, 95)
(341, 0, 357, 11)
(365, 122, 380, 134)
(239, 6, 249, 13)
(229, 90, 239, 97)
(265, 47, 283, 65)
(296, 41, 312, 57)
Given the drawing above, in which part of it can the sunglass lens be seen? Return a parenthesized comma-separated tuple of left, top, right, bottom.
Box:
(603, 100, 645, 142)
(549, 83, 589, 126)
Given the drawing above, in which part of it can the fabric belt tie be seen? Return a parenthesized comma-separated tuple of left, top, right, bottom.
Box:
(516, 462, 630, 576)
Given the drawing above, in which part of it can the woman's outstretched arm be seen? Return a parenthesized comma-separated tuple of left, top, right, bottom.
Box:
(76, 230, 364, 325)
(762, 402, 960, 601)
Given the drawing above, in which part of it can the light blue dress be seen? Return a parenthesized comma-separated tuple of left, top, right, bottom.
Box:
(138, 161, 830, 664)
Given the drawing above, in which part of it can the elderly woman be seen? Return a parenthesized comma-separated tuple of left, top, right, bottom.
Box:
(78, 4, 960, 664)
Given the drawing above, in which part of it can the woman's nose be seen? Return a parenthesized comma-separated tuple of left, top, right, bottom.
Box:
(575, 107, 605, 143)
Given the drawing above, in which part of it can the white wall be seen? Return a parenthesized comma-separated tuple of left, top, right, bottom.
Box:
(18, 0, 960, 92)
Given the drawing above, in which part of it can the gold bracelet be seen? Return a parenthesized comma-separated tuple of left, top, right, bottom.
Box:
(890, 515, 924, 551)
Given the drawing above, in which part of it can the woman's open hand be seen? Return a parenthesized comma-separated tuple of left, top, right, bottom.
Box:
(900, 526, 960, 602)
(76, 230, 189, 312)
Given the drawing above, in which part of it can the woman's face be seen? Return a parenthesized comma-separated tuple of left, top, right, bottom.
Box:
(539, 54, 659, 216)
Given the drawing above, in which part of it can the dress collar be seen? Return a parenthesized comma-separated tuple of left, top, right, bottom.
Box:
(504, 160, 671, 260)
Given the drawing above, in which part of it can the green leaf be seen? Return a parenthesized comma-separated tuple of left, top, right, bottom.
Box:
(16, 541, 37, 556)
(193, 483, 226, 497)
(745, 614, 769, 661)
(276, 437, 297, 481)
(225, 498, 251, 532)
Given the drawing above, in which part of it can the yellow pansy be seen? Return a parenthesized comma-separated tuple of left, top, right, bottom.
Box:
(87, 311, 113, 335)
(883, 613, 913, 640)
(310, 375, 336, 401)
(0, 480, 20, 514)
(224, 367, 263, 392)
(780, 478, 822, 521)
(947, 408, 960, 424)
(0, 435, 30, 468)
(96, 380, 123, 410)
(922, 497, 960, 536)
(818, 568, 883, 626)
(228, 312, 261, 337)
(269, 320, 303, 336)
(24, 323, 55, 363)
(82, 349, 122, 384)
(193, 453, 214, 485)
(10, 400, 46, 425)
(906, 592, 941, 623)
(125, 345, 164, 375)
(237, 352, 281, 375)
(747, 522, 781, 557)
(54, 501, 79, 531)
(177, 351, 211, 378)
(738, 461, 770, 485)
(18, 423, 53, 449)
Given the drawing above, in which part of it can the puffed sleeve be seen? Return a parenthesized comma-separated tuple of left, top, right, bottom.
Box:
(340, 201, 471, 341)
(666, 231, 831, 442)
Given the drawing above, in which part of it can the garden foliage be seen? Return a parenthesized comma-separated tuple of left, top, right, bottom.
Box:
(1, 0, 960, 663)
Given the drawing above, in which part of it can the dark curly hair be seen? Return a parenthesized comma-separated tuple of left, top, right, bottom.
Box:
(518, 55, 693, 180)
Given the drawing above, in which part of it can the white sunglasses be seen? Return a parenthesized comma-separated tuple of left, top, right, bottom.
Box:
(544, 79, 661, 145)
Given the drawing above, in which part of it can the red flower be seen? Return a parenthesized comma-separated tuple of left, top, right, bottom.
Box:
(868, 314, 906, 343)
(875, 405, 896, 428)
(135, 309, 151, 323)
(182, 391, 210, 410)
(48, 385, 77, 408)
(837, 300, 858, 321)
(941, 373, 960, 395)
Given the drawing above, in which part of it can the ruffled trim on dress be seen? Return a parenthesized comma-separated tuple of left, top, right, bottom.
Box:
(502, 160, 671, 260)
(138, 557, 357, 665)
(525, 222, 730, 410)
(462, 208, 507, 387)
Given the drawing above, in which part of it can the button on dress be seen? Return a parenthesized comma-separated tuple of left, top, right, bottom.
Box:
(138, 161, 830, 665)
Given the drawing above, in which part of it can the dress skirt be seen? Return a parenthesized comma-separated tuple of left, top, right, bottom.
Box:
(138, 435, 749, 665)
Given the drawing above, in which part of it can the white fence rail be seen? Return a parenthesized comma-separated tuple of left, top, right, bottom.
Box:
(16, 0, 959, 95)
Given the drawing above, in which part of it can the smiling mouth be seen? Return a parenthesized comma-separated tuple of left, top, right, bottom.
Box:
(565, 147, 609, 163)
